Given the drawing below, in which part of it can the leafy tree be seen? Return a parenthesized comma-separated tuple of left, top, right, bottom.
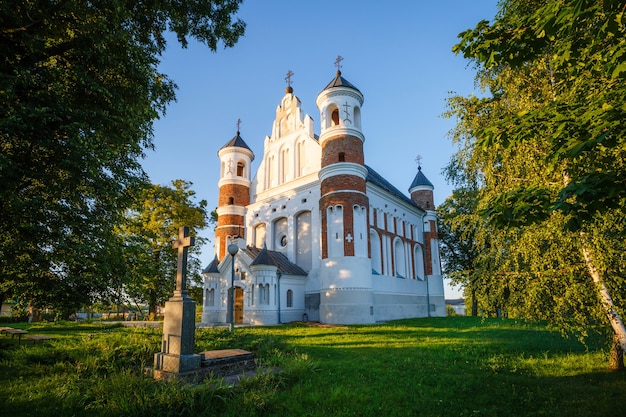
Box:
(118, 180, 208, 318)
(437, 186, 482, 316)
(0, 1, 244, 316)
(447, 0, 626, 361)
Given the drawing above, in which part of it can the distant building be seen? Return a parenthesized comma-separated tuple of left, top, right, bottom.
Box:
(446, 299, 466, 316)
(202, 68, 445, 325)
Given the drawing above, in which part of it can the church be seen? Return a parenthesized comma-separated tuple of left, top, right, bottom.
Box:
(201, 65, 445, 325)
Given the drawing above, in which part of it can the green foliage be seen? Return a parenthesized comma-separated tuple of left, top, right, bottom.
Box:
(0, 1, 244, 317)
(118, 180, 208, 316)
(443, 0, 626, 348)
(454, 0, 626, 224)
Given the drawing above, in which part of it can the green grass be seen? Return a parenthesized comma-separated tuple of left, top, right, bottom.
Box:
(0, 317, 623, 417)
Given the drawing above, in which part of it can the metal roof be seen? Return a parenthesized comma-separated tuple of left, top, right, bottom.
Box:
(202, 255, 220, 274)
(365, 165, 419, 209)
(219, 132, 252, 152)
(409, 166, 434, 190)
(322, 71, 361, 93)
(246, 246, 308, 276)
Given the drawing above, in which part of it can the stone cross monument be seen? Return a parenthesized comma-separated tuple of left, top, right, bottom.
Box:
(154, 226, 201, 377)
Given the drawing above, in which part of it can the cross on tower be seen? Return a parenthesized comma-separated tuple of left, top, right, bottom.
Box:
(285, 70, 294, 87)
(334, 55, 343, 72)
(236, 118, 241, 133)
(172, 226, 195, 292)
(342, 101, 352, 124)
(415, 154, 423, 169)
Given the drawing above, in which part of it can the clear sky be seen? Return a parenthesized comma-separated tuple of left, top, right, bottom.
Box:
(141, 0, 500, 299)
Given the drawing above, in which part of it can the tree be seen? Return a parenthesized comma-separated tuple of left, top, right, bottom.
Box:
(437, 186, 482, 316)
(0, 1, 244, 316)
(447, 0, 626, 363)
(118, 180, 208, 318)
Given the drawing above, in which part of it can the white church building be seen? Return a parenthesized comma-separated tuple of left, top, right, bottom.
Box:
(201, 67, 445, 325)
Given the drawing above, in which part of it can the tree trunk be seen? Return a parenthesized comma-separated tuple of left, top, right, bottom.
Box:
(471, 287, 478, 316)
(580, 233, 626, 353)
(149, 288, 157, 320)
(609, 333, 624, 371)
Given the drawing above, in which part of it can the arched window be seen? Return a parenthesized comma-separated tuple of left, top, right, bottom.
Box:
(370, 229, 382, 275)
(414, 244, 425, 280)
(228, 197, 234, 205)
(267, 154, 275, 188)
(331, 108, 340, 126)
(286, 289, 293, 308)
(295, 211, 312, 271)
(254, 223, 266, 248)
(394, 238, 406, 278)
(354, 106, 362, 129)
(327, 205, 344, 257)
(259, 284, 270, 305)
(274, 217, 288, 253)
(281, 148, 289, 183)
(204, 289, 214, 307)
(236, 161, 244, 177)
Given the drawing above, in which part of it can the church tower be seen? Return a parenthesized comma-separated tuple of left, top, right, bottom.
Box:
(316, 58, 373, 324)
(215, 127, 254, 260)
(409, 162, 441, 278)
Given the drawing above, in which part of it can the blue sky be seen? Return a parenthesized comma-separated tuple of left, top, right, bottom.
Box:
(142, 1, 500, 298)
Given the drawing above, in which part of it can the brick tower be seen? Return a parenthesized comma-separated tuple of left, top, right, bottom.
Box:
(316, 59, 374, 324)
(215, 129, 254, 260)
(409, 163, 441, 278)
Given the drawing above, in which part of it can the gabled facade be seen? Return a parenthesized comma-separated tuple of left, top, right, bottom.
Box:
(202, 70, 445, 325)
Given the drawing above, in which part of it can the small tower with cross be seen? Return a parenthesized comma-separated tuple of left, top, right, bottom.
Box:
(216, 122, 254, 260)
(408, 156, 440, 278)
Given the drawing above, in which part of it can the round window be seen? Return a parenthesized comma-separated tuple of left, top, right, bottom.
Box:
(280, 235, 287, 247)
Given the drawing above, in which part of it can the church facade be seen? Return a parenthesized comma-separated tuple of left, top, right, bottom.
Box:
(201, 69, 445, 325)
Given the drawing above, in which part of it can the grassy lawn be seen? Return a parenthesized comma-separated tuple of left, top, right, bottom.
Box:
(0, 317, 623, 417)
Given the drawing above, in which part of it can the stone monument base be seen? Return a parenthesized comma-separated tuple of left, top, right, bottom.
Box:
(152, 349, 256, 383)
(154, 352, 201, 374)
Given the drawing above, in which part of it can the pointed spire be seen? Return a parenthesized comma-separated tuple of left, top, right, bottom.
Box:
(218, 120, 252, 152)
(251, 243, 279, 266)
(323, 55, 361, 93)
(202, 255, 220, 274)
(409, 165, 434, 190)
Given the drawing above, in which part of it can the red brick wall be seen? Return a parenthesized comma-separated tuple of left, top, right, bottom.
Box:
(411, 190, 434, 211)
(219, 183, 250, 206)
(422, 220, 438, 275)
(321, 135, 364, 166)
(321, 174, 367, 195)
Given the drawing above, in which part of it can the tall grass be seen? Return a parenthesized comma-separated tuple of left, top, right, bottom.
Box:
(0, 317, 623, 417)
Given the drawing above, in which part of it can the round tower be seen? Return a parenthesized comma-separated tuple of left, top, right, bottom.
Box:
(409, 163, 442, 278)
(215, 129, 254, 261)
(316, 61, 373, 324)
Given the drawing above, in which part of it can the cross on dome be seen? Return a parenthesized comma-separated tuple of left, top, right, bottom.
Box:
(285, 70, 294, 93)
(236, 118, 241, 134)
(334, 55, 343, 74)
